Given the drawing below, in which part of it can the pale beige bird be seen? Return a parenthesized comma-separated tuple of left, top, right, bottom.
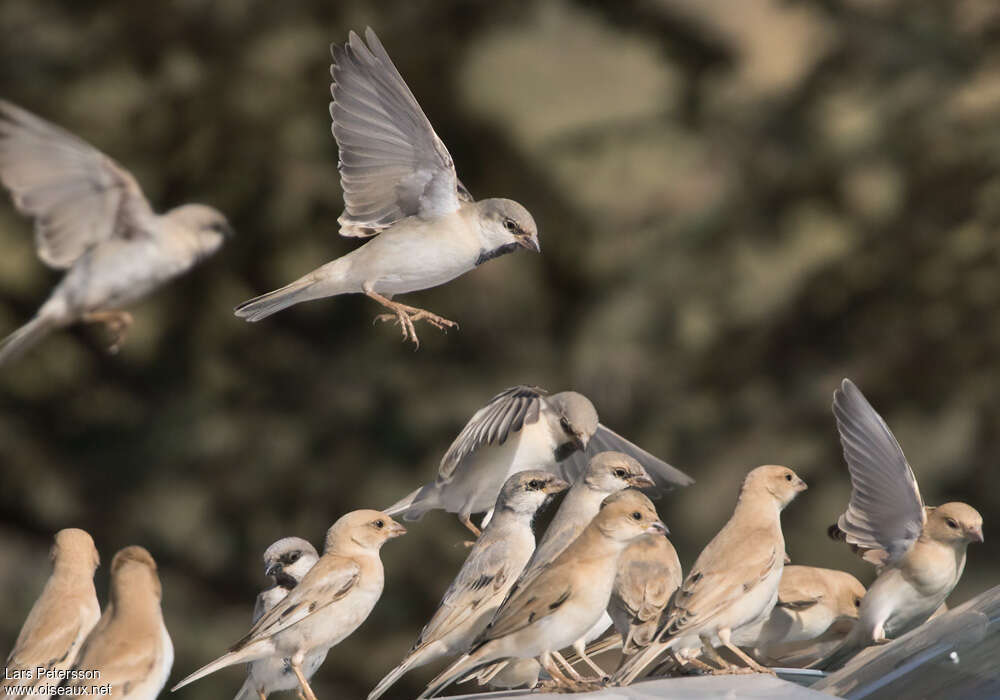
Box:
(367, 471, 568, 700)
(1, 529, 100, 700)
(420, 490, 668, 697)
(0, 100, 232, 365)
(610, 532, 683, 657)
(172, 511, 406, 700)
(63, 546, 172, 700)
(613, 465, 808, 685)
(234, 28, 540, 347)
(817, 379, 984, 670)
(745, 565, 865, 668)
(235, 537, 321, 700)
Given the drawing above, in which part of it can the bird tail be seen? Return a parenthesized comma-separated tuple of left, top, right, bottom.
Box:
(171, 646, 264, 692)
(419, 651, 494, 699)
(234, 276, 322, 322)
(813, 634, 866, 672)
(611, 637, 672, 686)
(231, 676, 257, 700)
(368, 643, 441, 700)
(0, 315, 57, 366)
(383, 485, 434, 521)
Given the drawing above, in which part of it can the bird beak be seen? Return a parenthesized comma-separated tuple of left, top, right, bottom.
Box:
(265, 563, 282, 578)
(545, 477, 571, 494)
(387, 521, 407, 539)
(646, 521, 669, 536)
(969, 526, 984, 543)
(517, 234, 540, 253)
(574, 432, 590, 451)
(629, 474, 655, 489)
(796, 478, 808, 492)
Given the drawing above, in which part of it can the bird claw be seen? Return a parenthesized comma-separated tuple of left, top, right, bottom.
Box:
(371, 307, 458, 349)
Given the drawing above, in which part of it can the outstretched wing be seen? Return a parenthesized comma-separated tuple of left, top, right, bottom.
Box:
(330, 28, 463, 237)
(557, 424, 694, 488)
(830, 379, 925, 568)
(438, 386, 546, 481)
(0, 100, 154, 268)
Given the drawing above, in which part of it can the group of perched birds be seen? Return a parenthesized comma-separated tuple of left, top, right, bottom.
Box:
(0, 23, 987, 700)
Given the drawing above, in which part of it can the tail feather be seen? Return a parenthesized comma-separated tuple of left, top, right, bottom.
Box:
(231, 676, 257, 700)
(419, 652, 493, 699)
(368, 643, 443, 700)
(234, 277, 318, 322)
(0, 315, 57, 366)
(383, 485, 434, 521)
(172, 646, 264, 692)
(813, 635, 866, 672)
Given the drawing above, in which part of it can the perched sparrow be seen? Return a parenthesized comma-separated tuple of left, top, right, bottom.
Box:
(744, 565, 865, 667)
(234, 537, 321, 700)
(0, 100, 232, 365)
(64, 547, 173, 700)
(1, 529, 101, 700)
(367, 471, 568, 700)
(234, 28, 539, 347)
(817, 379, 984, 671)
(614, 465, 807, 684)
(421, 490, 667, 697)
(385, 385, 691, 535)
(172, 511, 405, 700)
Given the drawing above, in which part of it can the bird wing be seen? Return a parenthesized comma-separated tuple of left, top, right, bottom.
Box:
(659, 528, 779, 639)
(3, 597, 92, 681)
(438, 386, 546, 481)
(0, 100, 154, 269)
(774, 567, 826, 611)
(415, 535, 522, 647)
(66, 611, 160, 691)
(330, 28, 463, 237)
(831, 379, 925, 568)
(557, 424, 694, 489)
(233, 558, 360, 648)
(476, 569, 573, 643)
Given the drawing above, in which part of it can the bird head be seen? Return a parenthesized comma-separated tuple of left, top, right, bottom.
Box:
(549, 391, 599, 458)
(325, 510, 407, 553)
(926, 502, 984, 546)
(596, 489, 669, 543)
(585, 451, 654, 493)
(743, 465, 808, 509)
(165, 203, 234, 257)
(498, 470, 570, 517)
(109, 546, 162, 603)
(51, 528, 100, 572)
(836, 573, 867, 620)
(262, 537, 319, 580)
(476, 198, 539, 256)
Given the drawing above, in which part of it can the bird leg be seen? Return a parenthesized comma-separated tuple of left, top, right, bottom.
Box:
(540, 653, 574, 686)
(458, 514, 482, 545)
(365, 288, 457, 348)
(717, 629, 775, 675)
(573, 641, 609, 679)
(290, 659, 318, 700)
(551, 651, 585, 682)
(257, 690, 267, 700)
(83, 310, 133, 353)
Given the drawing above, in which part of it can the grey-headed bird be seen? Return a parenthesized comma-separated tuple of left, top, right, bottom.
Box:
(234, 28, 539, 347)
(1, 529, 101, 700)
(235, 537, 321, 700)
(420, 490, 668, 697)
(385, 386, 692, 535)
(0, 100, 232, 365)
(172, 511, 406, 700)
(614, 465, 807, 684)
(64, 546, 173, 700)
(816, 379, 984, 671)
(367, 471, 568, 700)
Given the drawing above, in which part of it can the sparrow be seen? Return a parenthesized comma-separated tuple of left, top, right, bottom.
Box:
(235, 537, 321, 700)
(816, 379, 984, 671)
(0, 100, 232, 365)
(744, 565, 865, 667)
(613, 465, 808, 684)
(367, 471, 568, 700)
(172, 511, 406, 700)
(63, 546, 173, 700)
(508, 452, 656, 676)
(420, 490, 668, 697)
(384, 385, 692, 535)
(233, 28, 540, 347)
(1, 529, 101, 700)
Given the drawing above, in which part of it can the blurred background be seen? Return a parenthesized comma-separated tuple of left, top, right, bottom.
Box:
(2, 0, 999, 697)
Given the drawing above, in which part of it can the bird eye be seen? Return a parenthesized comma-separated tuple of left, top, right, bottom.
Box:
(631, 512, 642, 521)
(374, 520, 385, 529)
(288, 552, 300, 563)
(946, 518, 959, 529)
(785, 474, 793, 481)
(613, 469, 627, 478)
(528, 479, 542, 490)
(503, 218, 517, 232)
(855, 598, 862, 607)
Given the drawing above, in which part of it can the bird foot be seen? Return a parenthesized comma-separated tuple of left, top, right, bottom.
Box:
(83, 310, 133, 354)
(536, 679, 603, 693)
(372, 304, 457, 349)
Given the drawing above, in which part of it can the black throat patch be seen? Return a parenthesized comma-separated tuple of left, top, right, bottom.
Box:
(554, 441, 580, 462)
(476, 242, 520, 266)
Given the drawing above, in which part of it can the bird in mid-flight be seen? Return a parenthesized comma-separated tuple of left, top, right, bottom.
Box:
(234, 28, 540, 347)
(0, 100, 232, 365)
